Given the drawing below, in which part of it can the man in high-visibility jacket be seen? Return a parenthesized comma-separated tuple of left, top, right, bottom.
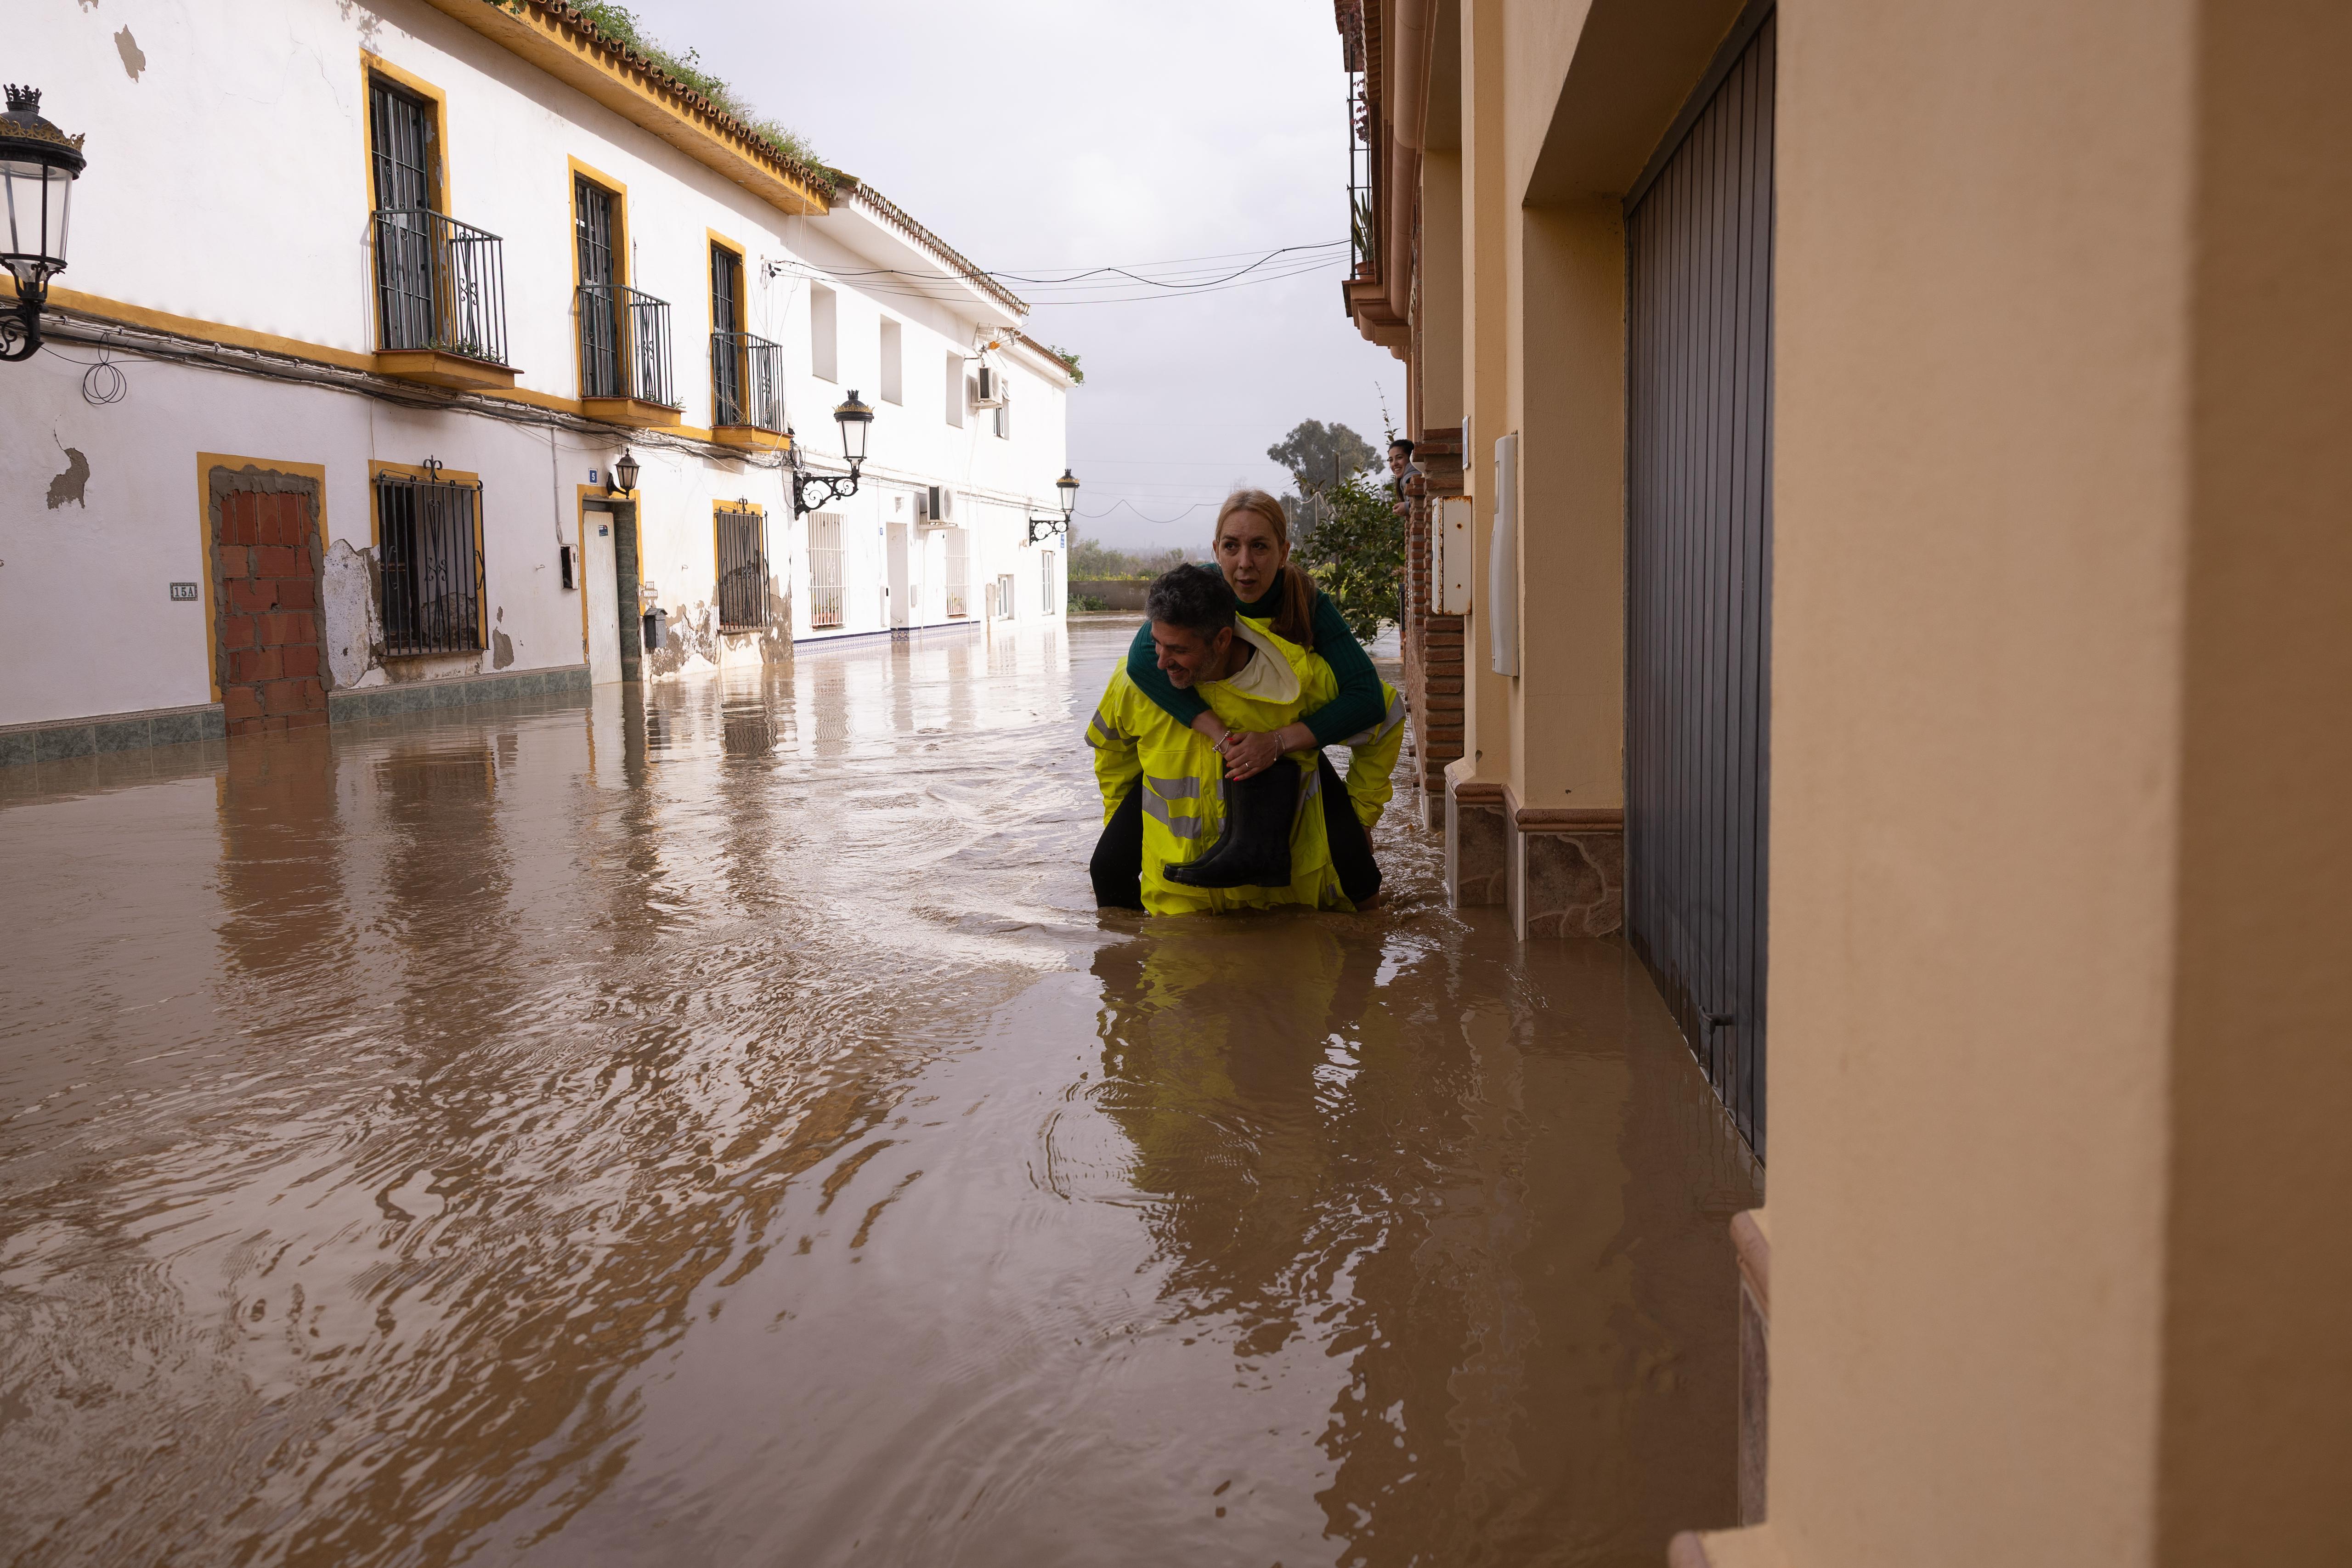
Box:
(1085, 566, 1404, 916)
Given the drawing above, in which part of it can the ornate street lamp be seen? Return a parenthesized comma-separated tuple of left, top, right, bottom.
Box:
(791, 391, 876, 516)
(607, 448, 639, 496)
(1027, 468, 1080, 544)
(0, 85, 85, 364)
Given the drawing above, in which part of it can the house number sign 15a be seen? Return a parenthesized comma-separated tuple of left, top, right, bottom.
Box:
(169, 582, 200, 601)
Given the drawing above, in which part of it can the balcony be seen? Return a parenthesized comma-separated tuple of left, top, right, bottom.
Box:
(370, 209, 517, 391)
(577, 283, 682, 428)
(710, 331, 791, 452)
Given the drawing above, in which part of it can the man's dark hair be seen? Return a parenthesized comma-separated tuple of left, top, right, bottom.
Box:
(1389, 437, 1415, 458)
(1145, 564, 1236, 639)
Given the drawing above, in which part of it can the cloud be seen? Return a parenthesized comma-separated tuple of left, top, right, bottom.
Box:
(628, 0, 1404, 548)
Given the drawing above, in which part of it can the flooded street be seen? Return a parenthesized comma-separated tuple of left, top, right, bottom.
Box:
(0, 621, 1758, 1568)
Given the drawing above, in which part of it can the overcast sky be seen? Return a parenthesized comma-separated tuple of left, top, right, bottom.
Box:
(626, 0, 1404, 552)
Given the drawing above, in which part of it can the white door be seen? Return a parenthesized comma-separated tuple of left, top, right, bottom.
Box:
(585, 509, 622, 684)
(887, 521, 910, 628)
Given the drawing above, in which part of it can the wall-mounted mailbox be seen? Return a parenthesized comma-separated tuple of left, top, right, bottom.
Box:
(1434, 497, 1472, 615)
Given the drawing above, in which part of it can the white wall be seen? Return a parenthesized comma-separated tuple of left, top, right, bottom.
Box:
(3, 0, 1073, 725)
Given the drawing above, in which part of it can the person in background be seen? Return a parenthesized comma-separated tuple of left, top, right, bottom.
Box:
(1387, 437, 1418, 519)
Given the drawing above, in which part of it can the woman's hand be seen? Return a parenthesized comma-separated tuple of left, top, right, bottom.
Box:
(1219, 723, 1314, 781)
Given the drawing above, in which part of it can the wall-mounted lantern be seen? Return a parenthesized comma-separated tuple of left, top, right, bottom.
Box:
(0, 86, 86, 364)
(791, 391, 875, 517)
(607, 449, 639, 497)
(1027, 468, 1080, 544)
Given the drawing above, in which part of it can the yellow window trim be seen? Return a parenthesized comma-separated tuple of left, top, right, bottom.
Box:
(416, 0, 830, 218)
(195, 454, 330, 704)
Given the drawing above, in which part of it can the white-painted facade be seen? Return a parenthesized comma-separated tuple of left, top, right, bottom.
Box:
(0, 0, 1072, 733)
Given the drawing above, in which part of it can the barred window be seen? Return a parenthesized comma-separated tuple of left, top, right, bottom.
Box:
(808, 512, 844, 628)
(996, 572, 1016, 620)
(1040, 549, 1057, 615)
(375, 469, 483, 655)
(716, 507, 767, 631)
(945, 528, 970, 618)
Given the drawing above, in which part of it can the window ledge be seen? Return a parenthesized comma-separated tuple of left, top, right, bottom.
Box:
(710, 425, 792, 452)
(374, 350, 518, 391)
(582, 396, 683, 429)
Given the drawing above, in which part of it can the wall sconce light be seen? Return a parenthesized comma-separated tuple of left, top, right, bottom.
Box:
(607, 449, 639, 496)
(1027, 469, 1080, 544)
(0, 86, 86, 364)
(792, 391, 875, 517)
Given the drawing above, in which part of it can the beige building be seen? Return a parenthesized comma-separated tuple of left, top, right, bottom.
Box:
(1338, 0, 2351, 1562)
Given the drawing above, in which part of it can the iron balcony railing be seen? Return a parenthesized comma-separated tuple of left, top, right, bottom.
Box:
(375, 469, 485, 657)
(371, 209, 511, 366)
(577, 283, 678, 408)
(711, 331, 788, 432)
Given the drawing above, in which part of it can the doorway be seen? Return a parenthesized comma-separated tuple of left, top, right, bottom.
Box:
(581, 497, 643, 684)
(207, 465, 328, 736)
(886, 521, 910, 629)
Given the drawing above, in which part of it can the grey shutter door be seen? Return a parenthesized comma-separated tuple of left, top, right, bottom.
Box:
(1624, 11, 1775, 1155)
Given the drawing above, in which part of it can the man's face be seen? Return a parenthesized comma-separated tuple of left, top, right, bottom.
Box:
(1152, 620, 1232, 689)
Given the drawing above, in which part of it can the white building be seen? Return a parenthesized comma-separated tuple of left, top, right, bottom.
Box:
(1, 0, 1074, 755)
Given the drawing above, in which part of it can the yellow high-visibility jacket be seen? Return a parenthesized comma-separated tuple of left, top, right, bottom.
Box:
(1085, 619, 1407, 916)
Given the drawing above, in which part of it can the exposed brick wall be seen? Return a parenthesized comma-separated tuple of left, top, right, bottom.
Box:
(1398, 430, 1464, 807)
(213, 488, 328, 737)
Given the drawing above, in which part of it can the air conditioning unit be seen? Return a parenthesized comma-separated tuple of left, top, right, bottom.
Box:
(917, 485, 956, 525)
(972, 365, 1005, 408)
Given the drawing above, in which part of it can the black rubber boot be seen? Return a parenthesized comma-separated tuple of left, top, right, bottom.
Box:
(1166, 765, 1297, 889)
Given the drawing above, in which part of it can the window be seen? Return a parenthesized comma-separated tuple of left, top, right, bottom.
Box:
(1040, 549, 1057, 614)
(879, 318, 903, 404)
(945, 351, 964, 428)
(994, 387, 1011, 440)
(374, 467, 483, 655)
(710, 241, 743, 419)
(808, 512, 844, 628)
(575, 175, 620, 393)
(997, 572, 1017, 620)
(367, 77, 437, 213)
(716, 506, 767, 631)
(810, 284, 837, 382)
(945, 528, 970, 618)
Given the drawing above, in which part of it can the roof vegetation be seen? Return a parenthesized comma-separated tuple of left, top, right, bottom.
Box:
(519, 1, 837, 195)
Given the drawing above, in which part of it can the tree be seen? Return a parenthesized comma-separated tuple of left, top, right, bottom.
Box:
(1298, 473, 1404, 642)
(1266, 420, 1379, 549)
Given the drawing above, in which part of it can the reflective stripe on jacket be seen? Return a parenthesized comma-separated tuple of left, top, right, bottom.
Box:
(1084, 623, 1338, 915)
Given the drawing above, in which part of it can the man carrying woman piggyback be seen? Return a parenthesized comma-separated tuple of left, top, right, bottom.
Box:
(1083, 490, 1405, 917)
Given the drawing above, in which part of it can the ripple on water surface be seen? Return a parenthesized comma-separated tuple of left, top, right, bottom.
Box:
(0, 622, 1758, 1568)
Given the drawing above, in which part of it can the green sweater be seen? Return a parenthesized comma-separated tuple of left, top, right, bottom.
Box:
(1124, 567, 1387, 748)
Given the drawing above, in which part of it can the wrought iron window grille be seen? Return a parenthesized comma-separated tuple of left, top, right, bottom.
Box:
(375, 463, 485, 657)
(715, 509, 769, 632)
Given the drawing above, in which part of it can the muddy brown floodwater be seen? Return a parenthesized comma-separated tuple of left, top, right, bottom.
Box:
(0, 620, 1759, 1568)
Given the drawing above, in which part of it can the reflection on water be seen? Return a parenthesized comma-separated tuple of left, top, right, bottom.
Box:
(0, 623, 1758, 1567)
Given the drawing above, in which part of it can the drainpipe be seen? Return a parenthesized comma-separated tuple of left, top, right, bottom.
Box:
(1385, 0, 1436, 327)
